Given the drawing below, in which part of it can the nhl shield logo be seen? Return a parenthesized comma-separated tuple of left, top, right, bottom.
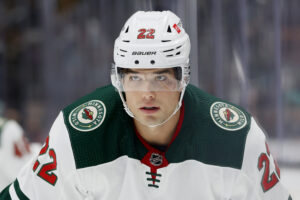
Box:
(69, 100, 106, 132)
(210, 102, 247, 131)
(150, 153, 163, 167)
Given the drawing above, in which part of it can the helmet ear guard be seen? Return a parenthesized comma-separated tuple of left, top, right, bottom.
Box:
(110, 63, 118, 88)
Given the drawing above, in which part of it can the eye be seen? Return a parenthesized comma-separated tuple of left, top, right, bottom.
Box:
(155, 75, 167, 81)
(129, 75, 141, 81)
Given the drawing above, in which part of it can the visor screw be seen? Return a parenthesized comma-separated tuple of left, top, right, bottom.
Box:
(135, 60, 139, 64)
(150, 60, 155, 65)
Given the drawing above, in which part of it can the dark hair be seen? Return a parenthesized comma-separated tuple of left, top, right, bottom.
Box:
(118, 67, 182, 80)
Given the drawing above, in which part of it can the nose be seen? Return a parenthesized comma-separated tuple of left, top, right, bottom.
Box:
(142, 90, 156, 101)
(141, 81, 156, 101)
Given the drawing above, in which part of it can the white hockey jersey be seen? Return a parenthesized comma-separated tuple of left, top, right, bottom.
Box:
(0, 84, 292, 199)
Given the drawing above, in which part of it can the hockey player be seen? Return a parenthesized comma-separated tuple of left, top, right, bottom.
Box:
(0, 11, 292, 199)
(0, 110, 41, 191)
(0, 117, 30, 191)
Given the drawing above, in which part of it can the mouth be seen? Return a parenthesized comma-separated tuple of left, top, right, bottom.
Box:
(139, 106, 160, 114)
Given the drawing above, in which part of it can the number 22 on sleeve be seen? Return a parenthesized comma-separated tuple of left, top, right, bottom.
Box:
(257, 142, 280, 192)
(33, 136, 58, 186)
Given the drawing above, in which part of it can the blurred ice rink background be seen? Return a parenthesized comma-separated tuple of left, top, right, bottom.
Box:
(0, 0, 299, 198)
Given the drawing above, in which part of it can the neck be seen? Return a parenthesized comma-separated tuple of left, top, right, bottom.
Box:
(134, 109, 181, 146)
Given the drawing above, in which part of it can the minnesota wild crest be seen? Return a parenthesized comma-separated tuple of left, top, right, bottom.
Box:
(210, 101, 247, 131)
(69, 100, 106, 132)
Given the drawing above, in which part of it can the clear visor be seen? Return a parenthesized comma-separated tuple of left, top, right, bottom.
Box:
(116, 67, 184, 92)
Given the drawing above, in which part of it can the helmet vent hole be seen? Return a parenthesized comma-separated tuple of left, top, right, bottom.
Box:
(161, 40, 171, 42)
(163, 49, 174, 53)
(125, 26, 129, 33)
(123, 40, 130, 43)
(150, 60, 155, 65)
(166, 55, 173, 57)
(176, 45, 182, 49)
(176, 52, 181, 55)
(167, 25, 172, 33)
(120, 49, 127, 52)
(135, 60, 139, 64)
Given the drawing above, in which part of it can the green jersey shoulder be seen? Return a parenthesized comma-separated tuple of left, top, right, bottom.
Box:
(167, 84, 252, 169)
(62, 85, 140, 169)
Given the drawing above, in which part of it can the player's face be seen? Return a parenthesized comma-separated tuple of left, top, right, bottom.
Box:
(124, 68, 181, 126)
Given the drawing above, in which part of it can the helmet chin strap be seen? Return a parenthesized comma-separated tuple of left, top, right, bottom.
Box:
(118, 87, 186, 128)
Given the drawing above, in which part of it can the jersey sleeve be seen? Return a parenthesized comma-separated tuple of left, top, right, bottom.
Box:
(0, 112, 82, 199)
(234, 117, 292, 200)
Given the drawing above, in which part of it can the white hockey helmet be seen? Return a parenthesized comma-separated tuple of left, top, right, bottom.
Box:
(111, 10, 191, 127)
